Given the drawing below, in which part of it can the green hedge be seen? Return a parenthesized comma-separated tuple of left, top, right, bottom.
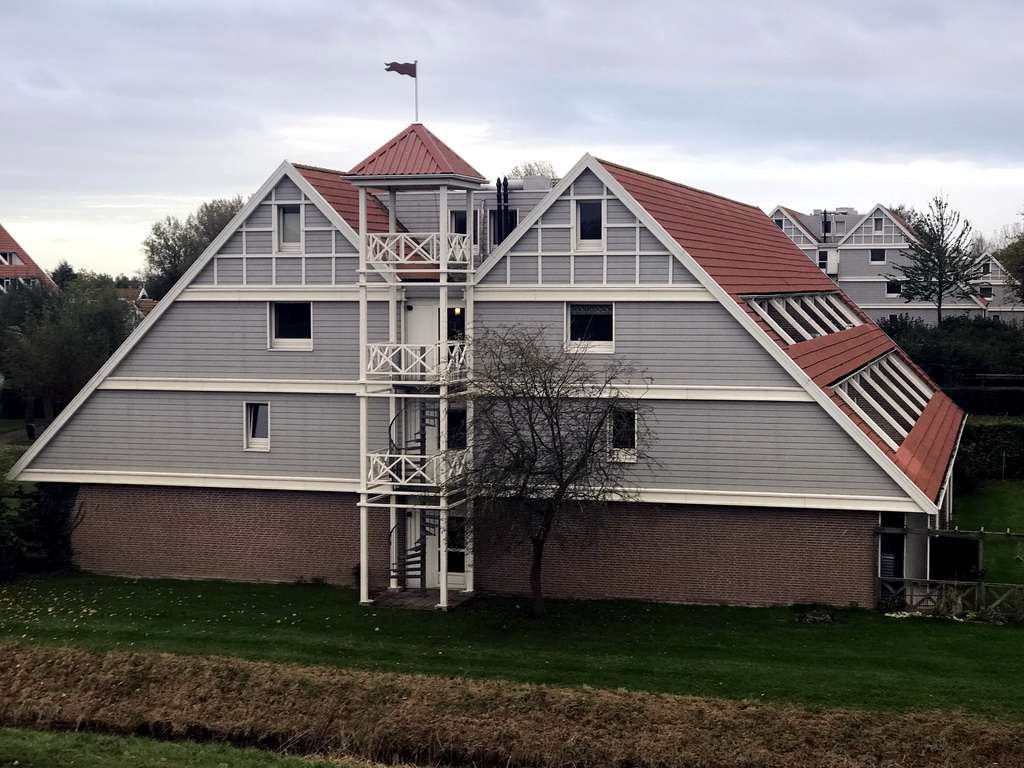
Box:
(0, 483, 77, 581)
(955, 420, 1024, 493)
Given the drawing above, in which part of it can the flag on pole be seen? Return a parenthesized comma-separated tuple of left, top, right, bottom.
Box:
(385, 61, 417, 77)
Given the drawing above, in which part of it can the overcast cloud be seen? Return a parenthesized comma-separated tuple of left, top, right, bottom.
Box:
(3, 0, 1024, 274)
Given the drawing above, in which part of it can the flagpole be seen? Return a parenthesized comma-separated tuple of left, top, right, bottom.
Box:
(414, 60, 419, 122)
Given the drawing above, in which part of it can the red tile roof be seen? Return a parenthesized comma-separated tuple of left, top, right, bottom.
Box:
(602, 161, 838, 296)
(348, 124, 486, 180)
(0, 223, 57, 289)
(294, 164, 395, 234)
(602, 159, 963, 504)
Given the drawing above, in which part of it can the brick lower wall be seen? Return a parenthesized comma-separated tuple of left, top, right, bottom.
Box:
(73, 487, 877, 607)
(475, 502, 879, 607)
(73, 485, 390, 588)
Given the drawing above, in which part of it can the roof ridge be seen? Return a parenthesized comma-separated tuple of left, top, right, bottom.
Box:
(291, 162, 347, 175)
(596, 158, 761, 212)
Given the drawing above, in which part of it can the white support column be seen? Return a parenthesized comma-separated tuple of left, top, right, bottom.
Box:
(388, 189, 397, 234)
(358, 186, 371, 604)
(464, 238, 476, 594)
(437, 184, 450, 610)
(388, 280, 399, 591)
(438, 505, 449, 610)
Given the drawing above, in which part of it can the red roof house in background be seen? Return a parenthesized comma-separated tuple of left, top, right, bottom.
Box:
(0, 223, 57, 291)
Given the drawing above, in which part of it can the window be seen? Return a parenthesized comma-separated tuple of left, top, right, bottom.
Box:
(835, 220, 846, 235)
(817, 251, 828, 270)
(982, 261, 991, 276)
(746, 292, 862, 344)
(873, 217, 884, 233)
(245, 402, 270, 451)
(980, 285, 994, 299)
(278, 205, 301, 252)
(833, 354, 932, 451)
(270, 302, 312, 350)
(576, 200, 603, 250)
(822, 220, 832, 235)
(886, 281, 902, 297)
(450, 210, 480, 244)
(870, 248, 886, 263)
(446, 408, 468, 450)
(567, 303, 613, 353)
(445, 515, 467, 574)
(609, 407, 637, 463)
(888, 314, 900, 324)
(774, 218, 784, 229)
(488, 209, 518, 245)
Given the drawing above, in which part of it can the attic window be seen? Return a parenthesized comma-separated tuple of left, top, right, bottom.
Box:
(981, 261, 991, 276)
(774, 218, 784, 229)
(746, 292, 862, 344)
(576, 201, 603, 251)
(833, 354, 933, 451)
(873, 217, 884, 233)
(278, 205, 301, 253)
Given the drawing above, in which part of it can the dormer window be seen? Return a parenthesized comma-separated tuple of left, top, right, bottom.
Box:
(746, 292, 862, 345)
(278, 205, 301, 253)
(833, 354, 932, 451)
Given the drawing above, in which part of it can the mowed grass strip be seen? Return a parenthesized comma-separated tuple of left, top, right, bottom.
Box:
(2, 574, 1024, 719)
(0, 727, 350, 768)
(2, 644, 1024, 768)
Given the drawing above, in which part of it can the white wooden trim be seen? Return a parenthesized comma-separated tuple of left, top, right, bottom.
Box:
(473, 285, 715, 302)
(630, 486, 928, 514)
(17, 469, 360, 493)
(98, 378, 368, 394)
(179, 287, 388, 301)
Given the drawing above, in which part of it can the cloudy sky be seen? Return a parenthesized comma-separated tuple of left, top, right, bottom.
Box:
(4, 0, 1024, 276)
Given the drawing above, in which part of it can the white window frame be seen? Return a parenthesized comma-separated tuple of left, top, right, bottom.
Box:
(870, 248, 886, 264)
(277, 204, 302, 254)
(979, 284, 994, 299)
(574, 199, 605, 252)
(244, 402, 270, 451)
(268, 302, 313, 351)
(609, 406, 637, 463)
(873, 217, 884, 233)
(565, 302, 614, 354)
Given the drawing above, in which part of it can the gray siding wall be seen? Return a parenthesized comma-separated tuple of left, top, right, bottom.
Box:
(116, 300, 389, 380)
(31, 390, 366, 479)
(474, 300, 794, 386)
(622, 400, 905, 497)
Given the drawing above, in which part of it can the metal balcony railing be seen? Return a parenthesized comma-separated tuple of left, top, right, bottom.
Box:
(366, 449, 468, 487)
(366, 342, 467, 382)
(366, 233, 471, 269)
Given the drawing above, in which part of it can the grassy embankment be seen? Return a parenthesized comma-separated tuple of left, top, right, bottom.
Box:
(2, 573, 1023, 720)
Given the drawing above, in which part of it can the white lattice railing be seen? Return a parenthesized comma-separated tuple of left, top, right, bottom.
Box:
(366, 342, 467, 381)
(366, 232, 471, 268)
(367, 450, 468, 487)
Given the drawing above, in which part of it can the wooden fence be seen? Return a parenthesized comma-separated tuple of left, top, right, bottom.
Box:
(879, 578, 1024, 614)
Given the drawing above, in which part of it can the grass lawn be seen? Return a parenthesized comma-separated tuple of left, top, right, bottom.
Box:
(2, 573, 1023, 721)
(0, 727, 347, 768)
(954, 479, 1024, 583)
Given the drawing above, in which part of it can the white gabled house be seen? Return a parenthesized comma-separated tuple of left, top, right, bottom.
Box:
(11, 125, 964, 608)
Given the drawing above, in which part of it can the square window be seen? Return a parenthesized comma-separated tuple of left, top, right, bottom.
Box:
(270, 302, 312, 350)
(278, 205, 301, 252)
(870, 248, 886, 263)
(567, 303, 613, 352)
(576, 200, 603, 249)
(245, 402, 270, 451)
(980, 285, 993, 299)
(886, 281, 902, 297)
(609, 406, 637, 463)
(488, 209, 518, 246)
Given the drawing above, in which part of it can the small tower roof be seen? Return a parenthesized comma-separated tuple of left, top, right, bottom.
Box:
(346, 123, 487, 188)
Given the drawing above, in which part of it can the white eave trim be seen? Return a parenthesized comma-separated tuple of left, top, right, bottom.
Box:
(473, 285, 714, 302)
(18, 469, 359, 494)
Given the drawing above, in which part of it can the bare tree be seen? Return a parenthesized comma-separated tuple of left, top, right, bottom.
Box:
(453, 326, 650, 618)
(887, 195, 984, 323)
(505, 160, 558, 180)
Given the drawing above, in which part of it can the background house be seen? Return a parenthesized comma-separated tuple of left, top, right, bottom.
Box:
(768, 205, 1017, 323)
(0, 222, 58, 292)
(10, 125, 963, 609)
